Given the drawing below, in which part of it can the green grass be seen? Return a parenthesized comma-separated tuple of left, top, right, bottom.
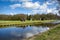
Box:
(0, 20, 55, 26)
(28, 24, 60, 40)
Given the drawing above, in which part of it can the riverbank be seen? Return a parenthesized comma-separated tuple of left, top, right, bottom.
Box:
(0, 20, 54, 27)
(27, 24, 60, 40)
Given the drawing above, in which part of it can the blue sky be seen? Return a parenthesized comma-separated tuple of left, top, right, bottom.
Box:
(0, 0, 59, 15)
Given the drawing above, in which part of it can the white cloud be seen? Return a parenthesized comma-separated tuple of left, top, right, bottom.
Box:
(32, 10, 40, 14)
(20, 0, 32, 2)
(9, 12, 14, 15)
(47, 9, 53, 13)
(31, 1, 59, 14)
(22, 2, 33, 8)
(31, 2, 48, 14)
(10, 1, 40, 9)
(52, 9, 59, 14)
(22, 1, 40, 9)
(9, 0, 58, 15)
(33, 2, 40, 9)
(27, 13, 32, 15)
(45, 0, 56, 5)
(10, 4, 21, 9)
(31, 8, 59, 15)
(45, 2, 52, 5)
(1, 0, 32, 2)
(46, 8, 59, 14)
(40, 4, 47, 10)
(31, 2, 58, 15)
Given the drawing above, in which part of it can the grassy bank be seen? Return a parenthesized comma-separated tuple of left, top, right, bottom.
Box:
(28, 24, 60, 40)
(0, 20, 54, 26)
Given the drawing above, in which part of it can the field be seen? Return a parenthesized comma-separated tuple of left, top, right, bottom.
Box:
(28, 24, 60, 40)
(0, 20, 54, 26)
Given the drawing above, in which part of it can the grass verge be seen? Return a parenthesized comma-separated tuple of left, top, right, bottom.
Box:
(0, 20, 55, 27)
(28, 24, 60, 40)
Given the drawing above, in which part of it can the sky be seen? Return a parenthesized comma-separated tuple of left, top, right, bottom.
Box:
(0, 0, 59, 15)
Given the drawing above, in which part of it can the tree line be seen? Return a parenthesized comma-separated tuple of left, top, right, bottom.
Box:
(0, 13, 60, 21)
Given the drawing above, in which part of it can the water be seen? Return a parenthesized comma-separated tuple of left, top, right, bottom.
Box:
(0, 26, 49, 40)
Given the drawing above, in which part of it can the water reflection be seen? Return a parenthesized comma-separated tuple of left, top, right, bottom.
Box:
(0, 26, 49, 40)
